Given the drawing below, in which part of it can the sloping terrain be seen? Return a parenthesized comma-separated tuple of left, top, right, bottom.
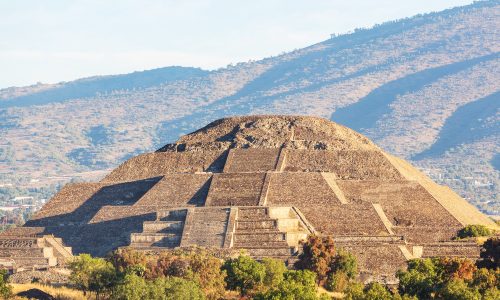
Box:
(0, 1, 498, 214)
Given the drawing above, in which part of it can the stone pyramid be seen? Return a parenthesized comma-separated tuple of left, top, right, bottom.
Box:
(1, 116, 497, 280)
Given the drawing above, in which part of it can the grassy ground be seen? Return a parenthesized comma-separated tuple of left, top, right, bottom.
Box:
(11, 283, 86, 300)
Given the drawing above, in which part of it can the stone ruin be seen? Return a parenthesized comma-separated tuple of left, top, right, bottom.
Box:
(1, 116, 497, 281)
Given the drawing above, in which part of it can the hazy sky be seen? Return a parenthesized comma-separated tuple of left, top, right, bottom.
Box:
(0, 0, 474, 88)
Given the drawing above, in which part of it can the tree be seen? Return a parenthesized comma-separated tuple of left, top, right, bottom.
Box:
(331, 249, 358, 279)
(363, 282, 393, 300)
(296, 235, 336, 284)
(396, 258, 441, 299)
(457, 225, 492, 239)
(440, 257, 477, 281)
(471, 268, 498, 293)
(478, 237, 500, 269)
(326, 271, 349, 292)
(68, 254, 117, 299)
(187, 249, 227, 300)
(261, 257, 287, 289)
(255, 270, 319, 300)
(113, 273, 149, 300)
(223, 255, 266, 295)
(0, 269, 12, 299)
(108, 248, 147, 274)
(438, 279, 481, 300)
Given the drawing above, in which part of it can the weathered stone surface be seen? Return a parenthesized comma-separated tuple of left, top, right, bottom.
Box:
(1, 115, 497, 279)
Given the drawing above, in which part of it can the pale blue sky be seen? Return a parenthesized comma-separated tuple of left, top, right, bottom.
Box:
(0, 0, 473, 88)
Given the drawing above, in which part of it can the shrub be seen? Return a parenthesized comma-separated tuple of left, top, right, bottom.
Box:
(223, 255, 265, 295)
(457, 225, 492, 239)
(295, 235, 336, 284)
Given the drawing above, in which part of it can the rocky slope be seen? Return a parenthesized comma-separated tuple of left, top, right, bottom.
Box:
(0, 0, 498, 214)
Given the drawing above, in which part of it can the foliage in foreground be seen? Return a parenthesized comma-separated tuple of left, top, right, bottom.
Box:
(3, 235, 499, 299)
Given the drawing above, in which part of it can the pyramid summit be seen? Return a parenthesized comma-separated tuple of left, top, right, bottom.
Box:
(1, 115, 497, 281)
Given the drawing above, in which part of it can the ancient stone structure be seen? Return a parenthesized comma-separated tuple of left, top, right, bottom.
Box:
(1, 116, 497, 281)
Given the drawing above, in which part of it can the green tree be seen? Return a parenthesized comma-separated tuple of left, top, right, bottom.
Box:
(153, 276, 205, 300)
(457, 225, 492, 239)
(223, 255, 266, 295)
(396, 258, 440, 299)
(363, 282, 393, 300)
(113, 273, 149, 300)
(471, 268, 498, 293)
(438, 279, 481, 300)
(331, 249, 358, 279)
(326, 271, 349, 292)
(68, 254, 117, 299)
(0, 269, 12, 299)
(261, 257, 287, 289)
(256, 270, 319, 300)
(478, 237, 500, 269)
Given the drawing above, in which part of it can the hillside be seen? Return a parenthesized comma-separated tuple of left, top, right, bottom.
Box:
(0, 0, 498, 215)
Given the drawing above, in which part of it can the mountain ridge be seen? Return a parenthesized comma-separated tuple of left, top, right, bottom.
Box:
(0, 0, 498, 215)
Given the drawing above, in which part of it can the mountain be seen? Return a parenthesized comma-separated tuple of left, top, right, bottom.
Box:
(0, 0, 498, 215)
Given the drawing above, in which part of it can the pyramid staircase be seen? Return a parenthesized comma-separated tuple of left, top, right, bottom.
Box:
(129, 209, 186, 249)
(0, 231, 73, 271)
(232, 207, 311, 263)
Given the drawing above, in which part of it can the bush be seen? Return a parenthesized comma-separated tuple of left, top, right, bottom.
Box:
(296, 235, 336, 284)
(223, 255, 265, 295)
(457, 225, 492, 239)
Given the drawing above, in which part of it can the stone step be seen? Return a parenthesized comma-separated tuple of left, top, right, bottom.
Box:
(234, 232, 286, 242)
(240, 247, 295, 257)
(129, 238, 180, 248)
(238, 207, 268, 219)
(143, 221, 183, 233)
(0, 238, 43, 248)
(156, 210, 187, 221)
(234, 241, 290, 248)
(9, 256, 57, 267)
(131, 233, 180, 244)
(0, 247, 51, 258)
(237, 220, 276, 230)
